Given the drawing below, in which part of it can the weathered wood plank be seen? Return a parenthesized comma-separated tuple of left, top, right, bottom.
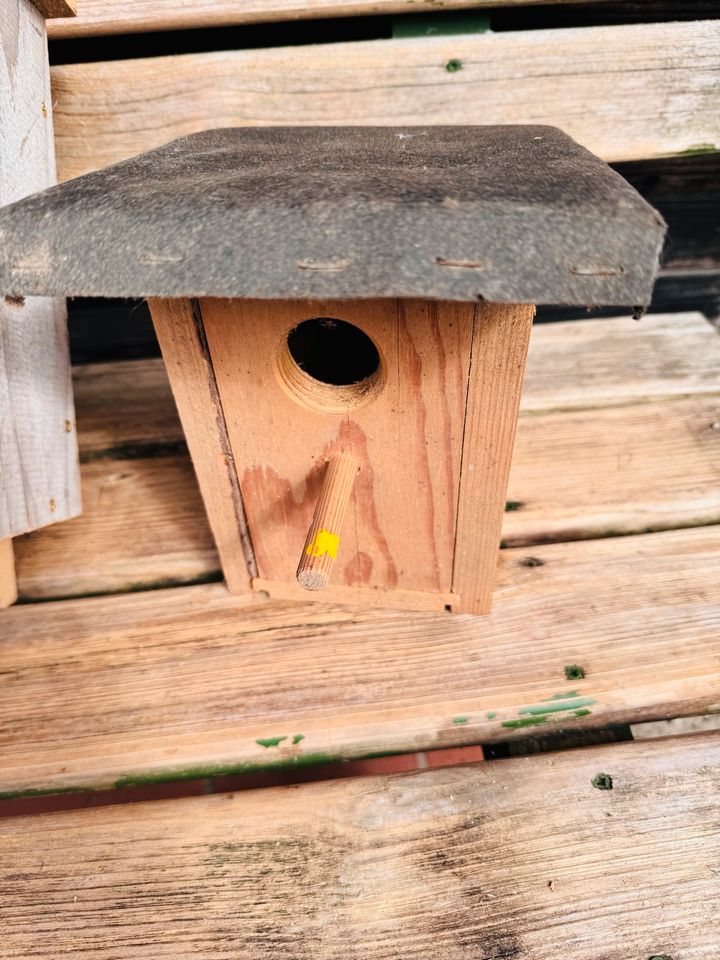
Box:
(0, 0, 80, 539)
(14, 456, 219, 599)
(521, 311, 720, 412)
(49, 20, 720, 182)
(1, 736, 719, 959)
(505, 395, 720, 545)
(3, 524, 720, 794)
(44, 0, 655, 39)
(14, 312, 720, 600)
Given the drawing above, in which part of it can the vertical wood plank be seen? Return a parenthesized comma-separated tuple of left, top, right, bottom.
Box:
(0, 538, 17, 608)
(0, 0, 80, 539)
(148, 297, 254, 594)
(453, 302, 534, 614)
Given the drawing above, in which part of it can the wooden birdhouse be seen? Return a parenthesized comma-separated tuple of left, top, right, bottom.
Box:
(0, 126, 665, 613)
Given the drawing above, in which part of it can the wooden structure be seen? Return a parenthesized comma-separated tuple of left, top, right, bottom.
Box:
(0, 126, 664, 612)
(0, 0, 80, 608)
(0, 2, 718, 955)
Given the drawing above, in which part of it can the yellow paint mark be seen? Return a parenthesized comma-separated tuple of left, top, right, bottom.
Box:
(49, 498, 56, 512)
(306, 529, 339, 559)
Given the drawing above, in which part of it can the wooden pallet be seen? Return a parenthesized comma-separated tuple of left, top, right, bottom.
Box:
(2, 2, 719, 955)
(4, 311, 720, 798)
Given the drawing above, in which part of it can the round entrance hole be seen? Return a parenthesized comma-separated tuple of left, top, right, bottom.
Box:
(276, 317, 383, 413)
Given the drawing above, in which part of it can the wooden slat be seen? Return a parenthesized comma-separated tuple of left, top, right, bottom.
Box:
(14, 456, 219, 599)
(0, 539, 17, 608)
(50, 20, 720, 182)
(45, 0, 647, 39)
(3, 523, 720, 794)
(31, 0, 75, 20)
(149, 298, 253, 595)
(14, 311, 720, 600)
(453, 303, 533, 613)
(505, 395, 720, 546)
(2, 737, 719, 958)
(0, 0, 81, 538)
(521, 311, 720, 412)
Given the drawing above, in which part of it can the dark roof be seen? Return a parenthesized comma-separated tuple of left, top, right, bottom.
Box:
(0, 126, 664, 304)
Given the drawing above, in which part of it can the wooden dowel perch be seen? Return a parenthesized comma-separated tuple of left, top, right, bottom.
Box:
(297, 454, 359, 591)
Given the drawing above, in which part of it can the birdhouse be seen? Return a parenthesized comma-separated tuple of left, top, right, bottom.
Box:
(0, 126, 664, 614)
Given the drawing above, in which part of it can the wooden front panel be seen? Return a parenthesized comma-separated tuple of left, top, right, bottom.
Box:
(199, 298, 473, 595)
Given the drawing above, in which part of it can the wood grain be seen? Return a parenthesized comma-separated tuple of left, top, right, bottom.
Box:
(2, 523, 720, 794)
(0, 539, 17, 608)
(505, 395, 720, 546)
(14, 455, 219, 599)
(453, 303, 533, 613)
(0, 0, 80, 538)
(1, 737, 719, 959)
(521, 311, 720, 412)
(45, 0, 633, 39)
(49, 20, 720, 182)
(297, 454, 360, 591)
(13, 311, 720, 601)
(30, 0, 75, 20)
(148, 298, 253, 594)
(200, 298, 473, 597)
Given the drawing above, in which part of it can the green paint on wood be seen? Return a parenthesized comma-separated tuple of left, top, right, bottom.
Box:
(292, 734, 305, 745)
(678, 143, 717, 156)
(564, 664, 586, 680)
(486, 711, 497, 720)
(114, 752, 349, 788)
(256, 736, 288, 748)
(519, 697, 596, 716)
(541, 691, 580, 701)
(573, 709, 592, 718)
(591, 772, 614, 791)
(505, 500, 523, 512)
(445, 59, 463, 72)
(453, 716, 469, 724)
(501, 716, 550, 730)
